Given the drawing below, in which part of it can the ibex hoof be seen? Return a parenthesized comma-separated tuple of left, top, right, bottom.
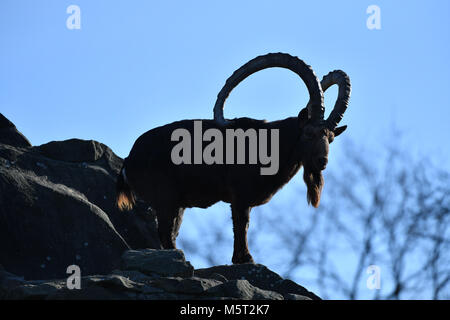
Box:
(232, 252, 255, 264)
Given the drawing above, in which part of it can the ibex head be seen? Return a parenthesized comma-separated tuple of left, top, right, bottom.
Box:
(213, 53, 351, 208)
(298, 69, 350, 207)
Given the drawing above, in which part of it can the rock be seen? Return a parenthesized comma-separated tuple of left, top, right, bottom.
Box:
(208, 273, 228, 283)
(284, 293, 312, 300)
(0, 165, 129, 279)
(7, 281, 66, 299)
(111, 269, 154, 283)
(195, 264, 319, 300)
(0, 265, 25, 298)
(152, 277, 222, 294)
(2, 273, 146, 300)
(48, 286, 127, 300)
(0, 113, 31, 148)
(0, 249, 319, 300)
(84, 274, 142, 292)
(195, 264, 280, 286)
(0, 114, 161, 280)
(206, 280, 284, 300)
(35, 139, 107, 163)
(122, 249, 194, 278)
(274, 279, 321, 300)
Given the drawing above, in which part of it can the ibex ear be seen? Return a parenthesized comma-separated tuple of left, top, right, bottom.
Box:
(334, 125, 347, 137)
(298, 107, 309, 128)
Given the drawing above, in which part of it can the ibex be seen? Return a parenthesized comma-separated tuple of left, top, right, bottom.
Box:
(116, 53, 350, 264)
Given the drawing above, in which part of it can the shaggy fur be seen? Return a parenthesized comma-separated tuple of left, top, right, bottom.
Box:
(303, 169, 324, 208)
(116, 169, 135, 211)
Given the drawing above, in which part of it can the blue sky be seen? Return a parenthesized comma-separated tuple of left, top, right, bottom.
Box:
(1, 0, 449, 166)
(1, 0, 449, 298)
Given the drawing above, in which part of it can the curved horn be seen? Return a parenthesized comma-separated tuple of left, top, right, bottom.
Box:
(321, 70, 351, 130)
(213, 53, 324, 125)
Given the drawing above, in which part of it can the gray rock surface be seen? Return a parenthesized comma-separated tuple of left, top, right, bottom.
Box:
(195, 264, 320, 300)
(0, 113, 160, 280)
(122, 249, 194, 278)
(0, 113, 31, 148)
(206, 280, 284, 300)
(0, 249, 319, 300)
(152, 276, 222, 294)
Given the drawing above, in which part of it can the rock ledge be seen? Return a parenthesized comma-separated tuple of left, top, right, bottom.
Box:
(0, 249, 320, 300)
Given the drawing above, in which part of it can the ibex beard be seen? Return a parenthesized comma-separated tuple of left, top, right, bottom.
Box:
(303, 168, 324, 208)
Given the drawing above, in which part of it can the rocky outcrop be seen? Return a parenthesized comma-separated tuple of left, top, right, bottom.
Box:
(0, 113, 160, 280)
(0, 114, 31, 148)
(195, 264, 321, 300)
(0, 249, 319, 300)
(122, 249, 194, 278)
